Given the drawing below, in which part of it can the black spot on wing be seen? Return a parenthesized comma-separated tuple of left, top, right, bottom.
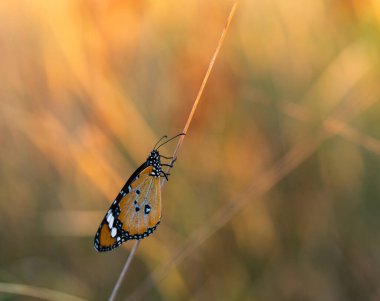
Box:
(144, 204, 151, 214)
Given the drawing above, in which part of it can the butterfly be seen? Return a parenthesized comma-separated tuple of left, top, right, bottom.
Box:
(94, 134, 184, 252)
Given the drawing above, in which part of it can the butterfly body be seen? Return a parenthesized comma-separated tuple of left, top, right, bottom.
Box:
(94, 150, 166, 252)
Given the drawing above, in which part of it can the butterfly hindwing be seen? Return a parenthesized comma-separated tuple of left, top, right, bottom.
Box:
(117, 166, 162, 240)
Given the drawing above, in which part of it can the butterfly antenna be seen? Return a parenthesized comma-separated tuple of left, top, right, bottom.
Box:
(153, 135, 168, 150)
(156, 133, 185, 150)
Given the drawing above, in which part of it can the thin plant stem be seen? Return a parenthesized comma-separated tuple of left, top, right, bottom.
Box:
(109, 241, 140, 301)
(162, 0, 239, 185)
(108, 2, 239, 300)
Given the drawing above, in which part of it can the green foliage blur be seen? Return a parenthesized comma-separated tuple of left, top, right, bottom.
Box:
(1, 0, 380, 300)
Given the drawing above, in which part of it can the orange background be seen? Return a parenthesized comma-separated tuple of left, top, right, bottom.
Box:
(1, 0, 380, 300)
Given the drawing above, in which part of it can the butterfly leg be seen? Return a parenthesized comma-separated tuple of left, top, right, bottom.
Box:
(160, 154, 176, 160)
(161, 156, 177, 168)
(160, 171, 170, 181)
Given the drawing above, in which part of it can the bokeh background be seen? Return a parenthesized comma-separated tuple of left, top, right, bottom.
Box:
(1, 0, 380, 300)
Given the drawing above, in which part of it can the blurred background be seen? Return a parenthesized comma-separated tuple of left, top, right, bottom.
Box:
(1, 0, 380, 300)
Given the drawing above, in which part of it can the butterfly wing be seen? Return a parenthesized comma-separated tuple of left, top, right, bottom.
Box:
(94, 218, 126, 252)
(117, 166, 162, 239)
(94, 163, 147, 252)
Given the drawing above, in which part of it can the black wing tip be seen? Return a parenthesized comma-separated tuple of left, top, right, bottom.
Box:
(94, 238, 125, 252)
(94, 244, 116, 252)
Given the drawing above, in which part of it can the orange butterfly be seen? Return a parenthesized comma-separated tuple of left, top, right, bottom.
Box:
(94, 134, 183, 252)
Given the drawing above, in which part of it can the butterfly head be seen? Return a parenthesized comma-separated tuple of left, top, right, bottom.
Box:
(147, 150, 162, 178)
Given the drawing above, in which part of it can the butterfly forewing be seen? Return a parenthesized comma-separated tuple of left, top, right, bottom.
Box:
(117, 166, 162, 239)
(94, 219, 126, 252)
(94, 163, 146, 252)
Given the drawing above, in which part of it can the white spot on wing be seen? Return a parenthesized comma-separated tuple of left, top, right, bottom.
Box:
(107, 214, 115, 229)
(111, 227, 117, 238)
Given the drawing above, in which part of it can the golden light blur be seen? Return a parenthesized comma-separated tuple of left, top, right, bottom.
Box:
(1, 0, 380, 300)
